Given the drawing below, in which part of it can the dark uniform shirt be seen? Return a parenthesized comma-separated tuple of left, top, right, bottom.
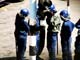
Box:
(14, 14, 30, 39)
(37, 1, 52, 20)
(37, 3, 46, 20)
(61, 20, 74, 40)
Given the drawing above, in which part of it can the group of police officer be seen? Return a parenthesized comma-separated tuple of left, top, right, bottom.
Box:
(14, 0, 80, 60)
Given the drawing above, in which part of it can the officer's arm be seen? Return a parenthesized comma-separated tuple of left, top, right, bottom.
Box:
(43, 9, 50, 13)
(46, 16, 52, 26)
(24, 21, 30, 32)
(71, 22, 75, 32)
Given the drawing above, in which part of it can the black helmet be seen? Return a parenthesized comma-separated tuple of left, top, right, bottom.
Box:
(60, 10, 70, 20)
(20, 8, 29, 17)
(49, 4, 57, 13)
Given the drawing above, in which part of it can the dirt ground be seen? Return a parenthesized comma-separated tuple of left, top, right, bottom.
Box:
(0, 0, 80, 60)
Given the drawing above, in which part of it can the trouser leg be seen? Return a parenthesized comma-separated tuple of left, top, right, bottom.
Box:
(36, 32, 40, 53)
(37, 28, 45, 56)
(61, 37, 72, 60)
(67, 38, 72, 60)
(47, 32, 57, 60)
(61, 40, 67, 60)
(16, 38, 26, 60)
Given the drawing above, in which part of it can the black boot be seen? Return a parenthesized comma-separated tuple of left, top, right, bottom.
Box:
(49, 52, 56, 60)
(62, 52, 67, 60)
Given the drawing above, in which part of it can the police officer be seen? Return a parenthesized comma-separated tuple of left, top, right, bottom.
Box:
(14, 8, 30, 60)
(36, 2, 46, 59)
(36, 0, 52, 60)
(46, 4, 61, 60)
(74, 19, 80, 60)
(60, 10, 74, 60)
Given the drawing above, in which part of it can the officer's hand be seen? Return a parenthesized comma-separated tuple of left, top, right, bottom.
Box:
(29, 18, 36, 26)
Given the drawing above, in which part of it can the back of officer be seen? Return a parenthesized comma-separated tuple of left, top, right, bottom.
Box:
(74, 19, 80, 60)
(60, 10, 74, 60)
(14, 8, 30, 60)
(46, 4, 61, 60)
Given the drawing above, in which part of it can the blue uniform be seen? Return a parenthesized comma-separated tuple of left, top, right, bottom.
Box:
(60, 20, 74, 60)
(36, 16, 40, 49)
(14, 14, 30, 60)
(47, 31, 58, 60)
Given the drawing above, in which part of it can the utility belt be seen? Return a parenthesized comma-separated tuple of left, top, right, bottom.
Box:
(47, 31, 58, 36)
(47, 26, 59, 32)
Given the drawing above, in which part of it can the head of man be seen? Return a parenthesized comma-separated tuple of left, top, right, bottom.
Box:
(60, 10, 70, 21)
(19, 8, 29, 18)
(49, 4, 57, 15)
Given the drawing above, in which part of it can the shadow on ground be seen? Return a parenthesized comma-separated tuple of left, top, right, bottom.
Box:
(0, 0, 23, 8)
(0, 57, 28, 60)
(5, 0, 24, 3)
(0, 0, 10, 8)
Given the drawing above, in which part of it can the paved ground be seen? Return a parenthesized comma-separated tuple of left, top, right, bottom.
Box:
(0, 0, 80, 60)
